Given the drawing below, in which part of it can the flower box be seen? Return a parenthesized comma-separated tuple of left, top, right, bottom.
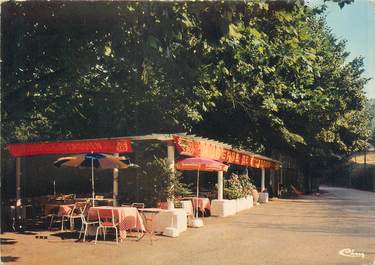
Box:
(211, 195, 253, 217)
(210, 199, 237, 217)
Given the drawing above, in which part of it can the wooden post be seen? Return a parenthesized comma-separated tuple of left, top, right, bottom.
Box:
(113, 153, 119, 206)
(217, 171, 223, 200)
(15, 157, 22, 223)
(280, 165, 283, 185)
(167, 141, 175, 173)
(16, 158, 22, 207)
(167, 141, 175, 206)
(270, 169, 275, 196)
(261, 168, 265, 192)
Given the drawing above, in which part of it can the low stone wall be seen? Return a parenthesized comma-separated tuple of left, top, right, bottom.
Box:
(211, 196, 253, 217)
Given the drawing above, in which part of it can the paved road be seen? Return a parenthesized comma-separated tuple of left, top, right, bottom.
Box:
(1, 186, 375, 265)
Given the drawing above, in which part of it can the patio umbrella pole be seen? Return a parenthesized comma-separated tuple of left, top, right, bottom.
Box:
(91, 157, 95, 206)
(196, 168, 200, 219)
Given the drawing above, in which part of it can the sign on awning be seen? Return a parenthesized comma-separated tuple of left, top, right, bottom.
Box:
(173, 135, 279, 170)
(7, 138, 133, 157)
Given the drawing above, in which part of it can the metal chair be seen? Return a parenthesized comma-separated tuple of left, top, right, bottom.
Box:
(129, 203, 145, 237)
(78, 208, 98, 242)
(60, 206, 74, 231)
(46, 207, 59, 231)
(95, 208, 120, 244)
(69, 202, 88, 230)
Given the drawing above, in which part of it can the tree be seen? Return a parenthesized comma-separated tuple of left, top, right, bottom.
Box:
(191, 2, 370, 190)
(1, 1, 220, 143)
(2, 1, 370, 193)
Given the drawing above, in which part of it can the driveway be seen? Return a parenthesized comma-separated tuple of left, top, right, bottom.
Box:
(1, 186, 375, 265)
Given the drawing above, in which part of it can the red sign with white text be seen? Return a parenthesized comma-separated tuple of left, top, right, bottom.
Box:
(7, 138, 133, 157)
(173, 135, 279, 170)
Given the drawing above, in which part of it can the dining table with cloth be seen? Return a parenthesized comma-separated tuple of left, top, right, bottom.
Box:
(183, 197, 211, 214)
(87, 206, 145, 240)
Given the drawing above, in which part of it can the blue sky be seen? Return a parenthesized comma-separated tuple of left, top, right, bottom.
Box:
(315, 0, 375, 99)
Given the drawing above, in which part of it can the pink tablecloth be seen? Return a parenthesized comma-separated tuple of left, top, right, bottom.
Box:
(184, 198, 211, 212)
(88, 206, 145, 240)
(44, 204, 75, 216)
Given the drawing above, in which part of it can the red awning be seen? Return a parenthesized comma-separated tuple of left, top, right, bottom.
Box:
(173, 135, 280, 170)
(7, 138, 133, 157)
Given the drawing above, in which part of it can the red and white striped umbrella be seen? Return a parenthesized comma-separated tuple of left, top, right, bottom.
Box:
(54, 153, 138, 205)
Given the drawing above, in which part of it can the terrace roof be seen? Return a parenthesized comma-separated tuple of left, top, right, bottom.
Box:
(6, 133, 281, 169)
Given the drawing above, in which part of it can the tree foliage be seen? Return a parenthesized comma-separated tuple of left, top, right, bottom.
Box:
(2, 2, 219, 141)
(1, 1, 371, 188)
(191, 2, 370, 168)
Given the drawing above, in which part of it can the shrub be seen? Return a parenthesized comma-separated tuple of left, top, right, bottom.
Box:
(141, 157, 190, 205)
(224, 174, 243, 199)
(224, 173, 256, 199)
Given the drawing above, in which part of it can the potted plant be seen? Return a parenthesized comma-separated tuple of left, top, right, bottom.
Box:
(145, 157, 190, 209)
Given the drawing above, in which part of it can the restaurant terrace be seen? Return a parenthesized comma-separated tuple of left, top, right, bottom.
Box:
(5, 133, 281, 240)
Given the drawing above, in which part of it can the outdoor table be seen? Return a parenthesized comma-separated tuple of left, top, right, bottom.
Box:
(183, 197, 211, 215)
(137, 208, 163, 244)
(87, 206, 145, 240)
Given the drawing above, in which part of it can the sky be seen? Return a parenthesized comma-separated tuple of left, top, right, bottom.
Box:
(315, 0, 375, 99)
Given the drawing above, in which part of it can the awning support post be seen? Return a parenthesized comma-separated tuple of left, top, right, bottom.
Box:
(15, 157, 22, 223)
(167, 141, 175, 204)
(16, 157, 22, 207)
(217, 171, 223, 200)
(113, 153, 119, 206)
(261, 168, 265, 192)
(167, 141, 175, 174)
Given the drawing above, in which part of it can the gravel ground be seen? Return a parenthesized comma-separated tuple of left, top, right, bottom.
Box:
(1, 186, 375, 265)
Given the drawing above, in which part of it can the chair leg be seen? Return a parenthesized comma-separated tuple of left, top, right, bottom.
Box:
(79, 224, 84, 239)
(95, 226, 101, 244)
(115, 227, 118, 244)
(83, 225, 88, 242)
(49, 215, 54, 230)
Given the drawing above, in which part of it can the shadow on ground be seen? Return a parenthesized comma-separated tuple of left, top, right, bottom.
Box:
(0, 238, 17, 245)
(50, 231, 81, 240)
(1, 256, 19, 262)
